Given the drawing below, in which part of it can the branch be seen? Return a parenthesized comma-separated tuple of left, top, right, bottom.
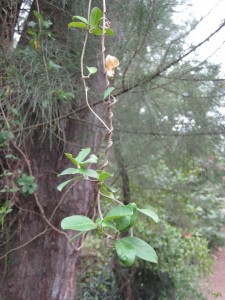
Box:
(115, 21, 225, 97)
(115, 128, 225, 137)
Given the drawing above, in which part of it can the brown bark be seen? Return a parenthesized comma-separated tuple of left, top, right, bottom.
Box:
(114, 142, 131, 204)
(0, 1, 107, 299)
(0, 107, 105, 300)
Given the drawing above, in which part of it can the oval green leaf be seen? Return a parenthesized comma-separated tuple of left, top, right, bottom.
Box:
(90, 27, 114, 36)
(72, 16, 88, 24)
(86, 66, 97, 75)
(138, 208, 159, 223)
(90, 27, 103, 35)
(76, 148, 91, 162)
(57, 179, 75, 191)
(103, 87, 115, 100)
(115, 215, 132, 232)
(99, 171, 112, 182)
(127, 202, 138, 226)
(123, 237, 158, 263)
(59, 167, 99, 179)
(101, 220, 118, 232)
(104, 205, 133, 221)
(80, 168, 99, 179)
(89, 7, 102, 30)
(79, 154, 98, 168)
(115, 239, 136, 267)
(33, 10, 44, 23)
(100, 185, 114, 200)
(106, 28, 114, 35)
(115, 203, 138, 232)
(68, 22, 87, 29)
(59, 168, 80, 176)
(61, 215, 97, 231)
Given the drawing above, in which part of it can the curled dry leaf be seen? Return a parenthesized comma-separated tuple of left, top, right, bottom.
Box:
(105, 55, 119, 78)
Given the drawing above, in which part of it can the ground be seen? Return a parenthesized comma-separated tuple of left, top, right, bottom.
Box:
(204, 228, 225, 299)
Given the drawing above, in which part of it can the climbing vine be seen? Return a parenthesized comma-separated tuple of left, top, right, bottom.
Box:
(58, 1, 158, 267)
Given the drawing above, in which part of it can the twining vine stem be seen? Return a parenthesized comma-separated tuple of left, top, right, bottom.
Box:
(80, 0, 110, 132)
(96, 0, 118, 220)
(79, 0, 118, 220)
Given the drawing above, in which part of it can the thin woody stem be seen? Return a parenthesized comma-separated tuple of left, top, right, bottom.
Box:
(96, 0, 118, 219)
(80, 0, 110, 132)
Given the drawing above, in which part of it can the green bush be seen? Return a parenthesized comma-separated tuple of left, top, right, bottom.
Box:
(134, 220, 212, 299)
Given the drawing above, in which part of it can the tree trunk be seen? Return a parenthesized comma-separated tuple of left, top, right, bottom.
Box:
(0, 1, 107, 299)
(114, 141, 131, 204)
(0, 106, 105, 300)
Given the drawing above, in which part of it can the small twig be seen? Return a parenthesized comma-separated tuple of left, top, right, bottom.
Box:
(96, 191, 103, 219)
(76, 233, 86, 251)
(49, 180, 80, 221)
(0, 102, 10, 128)
(100, 192, 123, 205)
(0, 230, 17, 247)
(0, 229, 47, 261)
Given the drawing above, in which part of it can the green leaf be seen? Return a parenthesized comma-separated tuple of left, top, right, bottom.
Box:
(68, 22, 87, 29)
(115, 215, 132, 232)
(99, 171, 112, 182)
(103, 87, 115, 100)
(123, 237, 158, 263)
(115, 203, 138, 232)
(65, 153, 78, 166)
(80, 168, 99, 179)
(106, 28, 114, 35)
(86, 66, 97, 75)
(126, 203, 138, 227)
(90, 27, 103, 35)
(28, 21, 36, 27)
(102, 183, 117, 193)
(101, 219, 118, 232)
(138, 208, 159, 223)
(100, 185, 114, 200)
(72, 16, 88, 24)
(79, 154, 98, 168)
(115, 239, 136, 267)
(59, 168, 99, 179)
(33, 10, 44, 23)
(89, 27, 114, 36)
(61, 215, 97, 231)
(104, 205, 133, 221)
(57, 179, 75, 191)
(76, 148, 91, 163)
(59, 168, 80, 176)
(89, 7, 102, 30)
